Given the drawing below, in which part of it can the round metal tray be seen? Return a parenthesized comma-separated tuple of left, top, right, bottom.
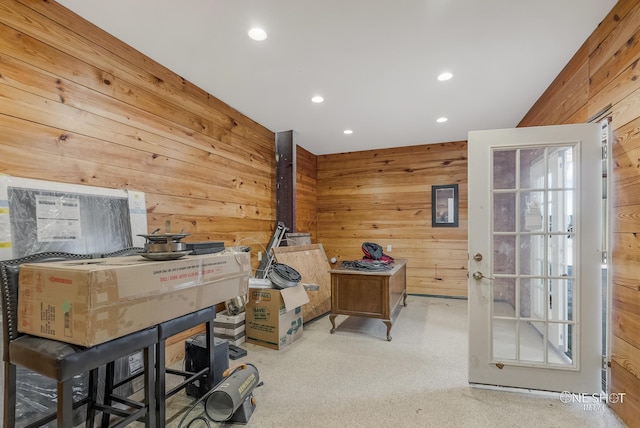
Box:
(138, 250, 191, 261)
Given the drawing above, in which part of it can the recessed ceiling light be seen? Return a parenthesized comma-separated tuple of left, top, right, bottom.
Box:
(311, 95, 324, 103)
(436, 117, 448, 123)
(248, 27, 267, 41)
(343, 129, 353, 135)
(437, 72, 453, 81)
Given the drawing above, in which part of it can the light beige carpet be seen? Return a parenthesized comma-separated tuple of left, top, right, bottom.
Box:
(163, 295, 626, 428)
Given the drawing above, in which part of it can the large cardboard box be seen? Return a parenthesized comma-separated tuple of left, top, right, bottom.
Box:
(245, 284, 309, 350)
(18, 252, 250, 346)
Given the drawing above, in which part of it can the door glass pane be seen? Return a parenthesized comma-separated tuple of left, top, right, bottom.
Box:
(548, 190, 574, 234)
(520, 148, 545, 189)
(549, 234, 573, 276)
(520, 321, 545, 363)
(493, 319, 517, 360)
(547, 146, 574, 189)
(519, 277, 545, 319)
(521, 191, 544, 232)
(519, 234, 544, 276)
(548, 323, 574, 366)
(549, 279, 573, 322)
(494, 192, 516, 232)
(494, 235, 516, 274)
(493, 278, 516, 318)
(493, 150, 516, 189)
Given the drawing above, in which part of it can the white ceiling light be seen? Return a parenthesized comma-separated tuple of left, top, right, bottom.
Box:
(437, 72, 453, 81)
(311, 95, 324, 103)
(343, 129, 353, 135)
(436, 117, 448, 123)
(248, 27, 267, 41)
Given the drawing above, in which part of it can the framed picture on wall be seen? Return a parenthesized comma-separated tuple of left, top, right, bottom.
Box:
(432, 184, 459, 227)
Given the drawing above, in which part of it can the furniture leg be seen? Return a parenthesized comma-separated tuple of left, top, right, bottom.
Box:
(86, 369, 98, 428)
(144, 345, 156, 427)
(4, 362, 16, 428)
(101, 362, 115, 427)
(57, 380, 73, 428)
(205, 320, 215, 390)
(329, 314, 337, 333)
(403, 292, 407, 307)
(383, 320, 392, 341)
(156, 338, 167, 428)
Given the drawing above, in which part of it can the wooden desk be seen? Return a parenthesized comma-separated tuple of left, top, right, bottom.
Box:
(329, 259, 407, 341)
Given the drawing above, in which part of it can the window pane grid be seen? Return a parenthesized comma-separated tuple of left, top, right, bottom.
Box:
(491, 145, 577, 369)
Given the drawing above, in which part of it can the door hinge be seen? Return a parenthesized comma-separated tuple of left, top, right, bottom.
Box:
(602, 250, 608, 265)
(602, 356, 611, 369)
(602, 144, 608, 161)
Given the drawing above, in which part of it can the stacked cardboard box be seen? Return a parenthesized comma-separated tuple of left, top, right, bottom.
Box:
(214, 310, 246, 346)
(245, 284, 310, 350)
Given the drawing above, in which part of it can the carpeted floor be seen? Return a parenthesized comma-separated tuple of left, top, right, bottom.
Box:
(1, 295, 627, 427)
(163, 295, 626, 428)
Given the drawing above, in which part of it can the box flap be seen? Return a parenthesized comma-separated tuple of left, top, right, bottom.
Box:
(280, 284, 310, 311)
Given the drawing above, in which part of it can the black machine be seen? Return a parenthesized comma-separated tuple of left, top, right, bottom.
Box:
(184, 335, 229, 399)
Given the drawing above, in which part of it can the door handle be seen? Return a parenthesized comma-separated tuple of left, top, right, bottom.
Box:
(472, 271, 494, 281)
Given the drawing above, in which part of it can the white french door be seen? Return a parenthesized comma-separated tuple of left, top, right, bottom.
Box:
(468, 123, 602, 393)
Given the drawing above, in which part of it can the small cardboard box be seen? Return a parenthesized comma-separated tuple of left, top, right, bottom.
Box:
(18, 252, 250, 346)
(245, 284, 310, 350)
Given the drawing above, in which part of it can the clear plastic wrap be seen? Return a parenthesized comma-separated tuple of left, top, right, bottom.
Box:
(7, 187, 133, 258)
(15, 368, 89, 427)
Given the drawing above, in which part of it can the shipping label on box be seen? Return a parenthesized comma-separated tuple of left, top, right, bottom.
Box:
(245, 284, 309, 350)
(17, 252, 250, 346)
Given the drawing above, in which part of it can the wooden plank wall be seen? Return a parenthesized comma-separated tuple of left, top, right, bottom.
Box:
(0, 0, 276, 256)
(0, 0, 276, 362)
(316, 142, 468, 297)
(519, 0, 640, 424)
(295, 145, 318, 241)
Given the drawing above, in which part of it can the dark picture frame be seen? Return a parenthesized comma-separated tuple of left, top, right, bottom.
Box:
(432, 184, 459, 227)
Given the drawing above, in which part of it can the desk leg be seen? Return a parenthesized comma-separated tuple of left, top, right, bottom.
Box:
(329, 314, 337, 333)
(383, 320, 392, 341)
(403, 292, 408, 307)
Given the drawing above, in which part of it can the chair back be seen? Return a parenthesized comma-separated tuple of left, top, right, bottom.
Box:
(0, 252, 92, 361)
(100, 247, 144, 258)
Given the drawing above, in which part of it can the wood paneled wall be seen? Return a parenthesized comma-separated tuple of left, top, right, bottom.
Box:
(295, 145, 317, 241)
(316, 142, 468, 297)
(0, 0, 276, 261)
(520, 0, 640, 424)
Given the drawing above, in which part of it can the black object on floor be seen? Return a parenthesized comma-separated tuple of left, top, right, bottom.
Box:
(184, 335, 229, 399)
(229, 344, 247, 360)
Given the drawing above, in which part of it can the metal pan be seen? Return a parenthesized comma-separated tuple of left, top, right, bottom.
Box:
(144, 242, 187, 253)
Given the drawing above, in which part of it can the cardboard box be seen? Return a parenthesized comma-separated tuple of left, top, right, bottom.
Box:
(245, 284, 309, 350)
(18, 252, 250, 346)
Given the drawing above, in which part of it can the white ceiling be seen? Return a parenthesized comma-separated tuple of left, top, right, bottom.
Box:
(57, 0, 617, 155)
